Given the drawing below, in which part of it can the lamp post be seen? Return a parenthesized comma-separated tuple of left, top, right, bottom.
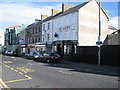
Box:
(98, 0, 101, 65)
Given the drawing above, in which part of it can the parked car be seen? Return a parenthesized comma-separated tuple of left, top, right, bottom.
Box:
(25, 52, 42, 60)
(5, 51, 14, 55)
(33, 52, 43, 60)
(40, 53, 61, 63)
(5, 51, 8, 55)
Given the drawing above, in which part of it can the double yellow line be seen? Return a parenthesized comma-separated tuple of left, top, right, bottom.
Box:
(0, 79, 10, 90)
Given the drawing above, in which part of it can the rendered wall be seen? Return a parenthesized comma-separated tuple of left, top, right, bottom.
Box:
(78, 0, 109, 46)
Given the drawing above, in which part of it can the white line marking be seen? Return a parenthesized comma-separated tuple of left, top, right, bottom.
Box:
(11, 57, 15, 59)
(59, 70, 71, 75)
(28, 63, 33, 65)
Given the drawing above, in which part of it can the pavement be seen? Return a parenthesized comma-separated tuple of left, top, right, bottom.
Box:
(0, 54, 119, 89)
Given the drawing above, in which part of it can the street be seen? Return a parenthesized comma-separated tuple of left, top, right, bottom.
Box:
(0, 55, 119, 88)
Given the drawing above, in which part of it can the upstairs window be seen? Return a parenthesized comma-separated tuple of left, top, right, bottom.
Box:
(47, 34, 49, 41)
(48, 23, 50, 30)
(43, 24, 45, 30)
(39, 26, 41, 32)
(36, 27, 37, 33)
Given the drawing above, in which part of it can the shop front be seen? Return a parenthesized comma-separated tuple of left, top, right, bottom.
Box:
(35, 44, 46, 54)
(25, 44, 36, 55)
(52, 40, 78, 57)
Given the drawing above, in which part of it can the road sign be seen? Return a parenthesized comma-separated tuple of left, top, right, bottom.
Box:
(96, 41, 102, 47)
(96, 41, 102, 45)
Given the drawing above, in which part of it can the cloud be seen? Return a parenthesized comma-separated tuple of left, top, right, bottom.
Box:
(109, 16, 119, 29)
(0, 29, 4, 45)
(0, 3, 61, 25)
(0, 3, 61, 45)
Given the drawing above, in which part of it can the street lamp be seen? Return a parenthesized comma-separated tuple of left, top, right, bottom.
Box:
(97, 0, 102, 65)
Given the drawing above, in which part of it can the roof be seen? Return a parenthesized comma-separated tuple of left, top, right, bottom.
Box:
(108, 25, 118, 30)
(42, 0, 109, 22)
(42, 2, 88, 22)
(7, 25, 21, 29)
(26, 20, 42, 30)
(42, 12, 62, 22)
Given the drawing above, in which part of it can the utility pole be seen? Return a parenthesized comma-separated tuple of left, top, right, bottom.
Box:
(98, 0, 101, 65)
(96, 0, 102, 65)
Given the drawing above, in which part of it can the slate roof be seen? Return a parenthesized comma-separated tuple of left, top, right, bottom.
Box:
(42, 2, 89, 22)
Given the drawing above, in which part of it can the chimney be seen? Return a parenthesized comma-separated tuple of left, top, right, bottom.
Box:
(41, 15, 48, 20)
(51, 9, 61, 16)
(62, 3, 73, 12)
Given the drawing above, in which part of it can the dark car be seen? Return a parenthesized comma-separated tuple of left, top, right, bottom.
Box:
(40, 53, 61, 63)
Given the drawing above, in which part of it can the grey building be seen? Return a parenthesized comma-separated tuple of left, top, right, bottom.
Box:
(3, 25, 25, 53)
(4, 26, 21, 45)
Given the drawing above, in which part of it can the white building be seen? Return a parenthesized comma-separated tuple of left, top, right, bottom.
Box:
(42, 0, 109, 55)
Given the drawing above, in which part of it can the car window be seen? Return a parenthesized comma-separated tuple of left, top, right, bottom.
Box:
(43, 53, 50, 56)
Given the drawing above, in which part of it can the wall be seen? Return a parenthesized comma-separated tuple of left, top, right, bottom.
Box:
(42, 20, 53, 44)
(52, 12, 78, 41)
(70, 45, 119, 66)
(19, 30, 25, 44)
(104, 31, 120, 45)
(78, 0, 109, 46)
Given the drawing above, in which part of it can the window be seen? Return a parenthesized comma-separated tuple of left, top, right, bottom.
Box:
(28, 38, 29, 44)
(43, 35, 44, 42)
(35, 36, 37, 43)
(48, 23, 50, 30)
(43, 24, 45, 30)
(36, 27, 37, 33)
(39, 26, 41, 32)
(32, 37, 34, 43)
(34, 37, 35, 43)
(47, 34, 49, 41)
(32, 28, 34, 34)
(38, 36, 40, 42)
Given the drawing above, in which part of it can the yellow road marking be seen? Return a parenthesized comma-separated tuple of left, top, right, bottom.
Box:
(3, 61, 13, 64)
(14, 70, 18, 72)
(16, 67, 35, 73)
(1, 62, 33, 84)
(0, 84, 3, 88)
(24, 75, 32, 79)
(10, 68, 14, 70)
(18, 72, 23, 75)
(0, 79, 10, 89)
(4, 78, 31, 83)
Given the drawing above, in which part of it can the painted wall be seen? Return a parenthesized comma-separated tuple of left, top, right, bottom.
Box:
(52, 12, 78, 41)
(78, 0, 109, 46)
(42, 20, 53, 44)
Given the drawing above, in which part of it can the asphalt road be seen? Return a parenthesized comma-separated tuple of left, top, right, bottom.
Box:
(0, 55, 119, 89)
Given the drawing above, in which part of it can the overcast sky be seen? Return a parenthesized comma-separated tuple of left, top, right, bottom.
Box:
(0, 0, 119, 45)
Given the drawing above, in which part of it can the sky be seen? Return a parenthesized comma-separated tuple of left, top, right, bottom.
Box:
(0, 0, 119, 45)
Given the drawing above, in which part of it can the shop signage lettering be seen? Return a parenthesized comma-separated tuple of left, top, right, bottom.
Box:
(58, 24, 75, 32)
